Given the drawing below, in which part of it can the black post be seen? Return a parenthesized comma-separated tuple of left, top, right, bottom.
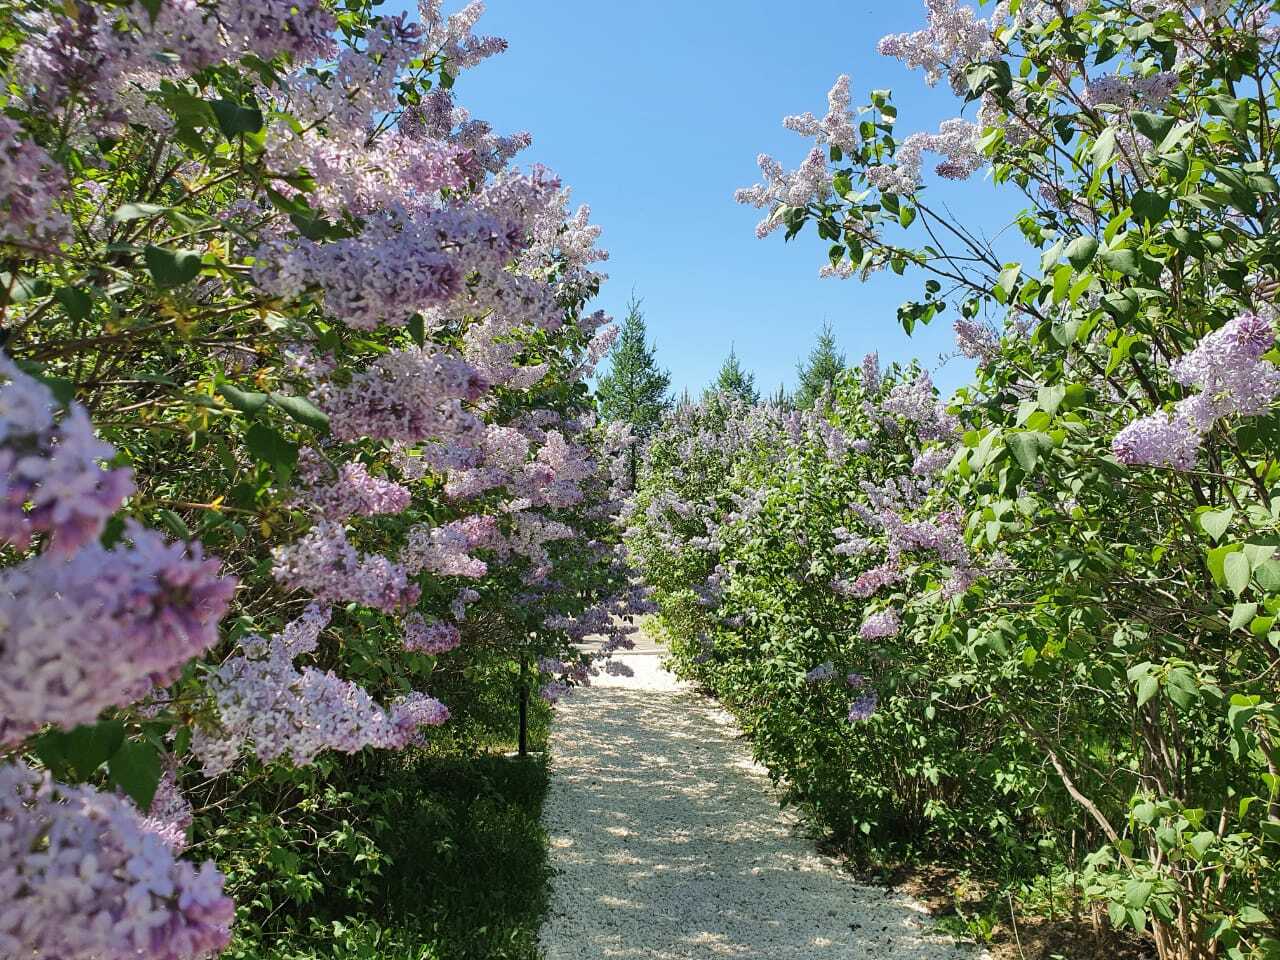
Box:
(518, 654, 529, 758)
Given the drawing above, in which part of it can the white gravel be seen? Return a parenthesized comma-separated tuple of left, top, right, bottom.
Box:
(539, 634, 991, 959)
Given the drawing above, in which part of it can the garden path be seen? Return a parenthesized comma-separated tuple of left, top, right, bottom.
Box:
(538, 631, 989, 959)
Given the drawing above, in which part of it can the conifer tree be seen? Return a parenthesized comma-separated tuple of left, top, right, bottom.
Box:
(794, 321, 846, 409)
(596, 297, 671, 484)
(707, 347, 759, 404)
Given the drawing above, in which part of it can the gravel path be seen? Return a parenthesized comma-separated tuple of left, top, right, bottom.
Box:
(539, 634, 989, 959)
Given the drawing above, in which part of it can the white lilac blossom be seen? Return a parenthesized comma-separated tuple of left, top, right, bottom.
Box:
(865, 119, 983, 195)
(782, 75, 859, 154)
(876, 0, 998, 91)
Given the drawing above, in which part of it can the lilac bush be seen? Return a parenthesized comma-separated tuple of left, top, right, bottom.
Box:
(0, 0, 644, 954)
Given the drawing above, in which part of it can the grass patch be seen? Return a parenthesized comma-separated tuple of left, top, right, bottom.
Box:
(234, 750, 552, 960)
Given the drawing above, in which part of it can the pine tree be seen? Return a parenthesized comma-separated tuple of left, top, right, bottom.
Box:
(595, 297, 671, 484)
(794, 321, 846, 409)
(707, 347, 759, 404)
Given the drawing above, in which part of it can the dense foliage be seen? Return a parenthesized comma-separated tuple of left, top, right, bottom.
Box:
(632, 1, 1280, 958)
(0, 1, 646, 956)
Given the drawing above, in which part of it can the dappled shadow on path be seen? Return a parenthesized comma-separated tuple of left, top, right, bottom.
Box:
(539, 652, 984, 959)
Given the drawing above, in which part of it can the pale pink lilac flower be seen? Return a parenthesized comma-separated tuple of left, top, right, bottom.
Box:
(0, 760, 234, 960)
(0, 523, 236, 746)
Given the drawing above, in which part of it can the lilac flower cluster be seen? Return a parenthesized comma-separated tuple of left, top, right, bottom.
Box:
(195, 605, 449, 774)
(858, 609, 902, 639)
(0, 522, 236, 746)
(297, 450, 412, 520)
(1114, 313, 1280, 469)
(0, 760, 234, 960)
(138, 770, 195, 853)
(879, 371, 959, 440)
(805, 662, 836, 683)
(953, 317, 1000, 362)
(1082, 72, 1178, 111)
(782, 75, 859, 155)
(876, 0, 998, 91)
(848, 691, 879, 723)
(402, 614, 462, 655)
(0, 354, 135, 556)
(866, 119, 983, 195)
(314, 347, 486, 444)
(271, 521, 419, 614)
(401, 516, 498, 579)
(18, 0, 338, 127)
(0, 118, 69, 247)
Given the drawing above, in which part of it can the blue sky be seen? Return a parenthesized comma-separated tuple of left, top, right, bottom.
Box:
(390, 0, 1025, 397)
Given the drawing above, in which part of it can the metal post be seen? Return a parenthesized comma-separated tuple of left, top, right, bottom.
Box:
(518, 653, 529, 758)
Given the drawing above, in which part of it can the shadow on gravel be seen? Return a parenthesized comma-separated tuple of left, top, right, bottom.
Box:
(540, 676, 984, 960)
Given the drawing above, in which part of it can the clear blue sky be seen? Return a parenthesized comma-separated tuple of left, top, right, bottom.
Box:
(389, 0, 1026, 397)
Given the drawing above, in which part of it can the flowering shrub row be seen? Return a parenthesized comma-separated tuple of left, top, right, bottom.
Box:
(0, 1, 643, 955)
(633, 1, 1280, 958)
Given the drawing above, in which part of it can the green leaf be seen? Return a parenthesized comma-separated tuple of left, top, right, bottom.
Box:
(996, 264, 1022, 301)
(35, 721, 125, 781)
(1255, 558, 1280, 592)
(270, 393, 330, 432)
(1037, 384, 1067, 415)
(1136, 673, 1159, 707)
(111, 202, 170, 224)
(1231, 603, 1259, 631)
(408, 313, 426, 347)
(1189, 831, 1216, 858)
(1225, 551, 1252, 597)
(156, 508, 192, 541)
(245, 423, 298, 473)
(109, 740, 164, 810)
(1131, 190, 1170, 226)
(1091, 127, 1117, 168)
(217, 383, 269, 414)
(1006, 430, 1054, 474)
(1200, 509, 1234, 542)
(0, 272, 48, 306)
(1132, 111, 1177, 145)
(210, 98, 264, 137)
(1101, 248, 1142, 277)
(144, 245, 202, 287)
(1125, 879, 1154, 909)
(1066, 236, 1099, 269)
(54, 287, 92, 322)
